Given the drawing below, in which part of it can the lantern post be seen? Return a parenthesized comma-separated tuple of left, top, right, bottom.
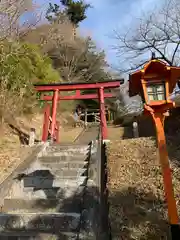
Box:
(129, 59, 180, 238)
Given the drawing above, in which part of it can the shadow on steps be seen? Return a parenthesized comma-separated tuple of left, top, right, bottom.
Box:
(0, 185, 172, 240)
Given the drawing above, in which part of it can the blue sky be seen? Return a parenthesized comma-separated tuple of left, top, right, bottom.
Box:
(27, 1, 180, 100)
(80, 0, 159, 64)
(33, 0, 161, 68)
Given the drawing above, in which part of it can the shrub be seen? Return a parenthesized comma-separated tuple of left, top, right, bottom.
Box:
(0, 40, 60, 123)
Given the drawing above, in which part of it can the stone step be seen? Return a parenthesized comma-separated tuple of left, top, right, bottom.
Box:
(38, 155, 87, 163)
(17, 168, 87, 181)
(44, 151, 88, 157)
(0, 231, 89, 239)
(49, 143, 89, 148)
(0, 233, 59, 239)
(3, 195, 83, 213)
(22, 175, 87, 189)
(40, 161, 88, 169)
(0, 212, 80, 234)
(0, 232, 79, 239)
(47, 145, 89, 152)
(49, 168, 87, 177)
(23, 176, 87, 187)
(7, 183, 85, 200)
(14, 170, 87, 183)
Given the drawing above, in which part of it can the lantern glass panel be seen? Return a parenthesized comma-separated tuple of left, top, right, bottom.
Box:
(147, 83, 166, 102)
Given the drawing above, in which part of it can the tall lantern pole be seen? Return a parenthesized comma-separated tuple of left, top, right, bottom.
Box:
(129, 59, 180, 239)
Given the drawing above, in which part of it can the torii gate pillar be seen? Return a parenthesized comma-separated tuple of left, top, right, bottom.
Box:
(98, 87, 108, 141)
(51, 89, 59, 138)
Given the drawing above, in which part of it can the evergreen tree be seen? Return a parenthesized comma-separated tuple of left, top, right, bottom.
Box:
(46, 0, 90, 26)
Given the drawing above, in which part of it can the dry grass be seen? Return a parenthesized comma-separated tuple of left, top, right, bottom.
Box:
(60, 126, 83, 143)
(0, 124, 31, 184)
(108, 126, 125, 140)
(108, 125, 133, 141)
(107, 134, 180, 240)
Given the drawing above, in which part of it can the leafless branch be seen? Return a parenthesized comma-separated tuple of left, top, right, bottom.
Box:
(0, 0, 42, 41)
(113, 0, 180, 72)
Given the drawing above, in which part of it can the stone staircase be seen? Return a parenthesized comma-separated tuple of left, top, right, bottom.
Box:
(0, 142, 92, 239)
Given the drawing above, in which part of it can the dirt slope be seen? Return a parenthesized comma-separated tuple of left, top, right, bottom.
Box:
(108, 137, 180, 240)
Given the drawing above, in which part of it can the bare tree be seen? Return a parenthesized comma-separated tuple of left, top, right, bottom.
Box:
(22, 14, 110, 83)
(44, 17, 109, 83)
(114, 0, 180, 73)
(0, 0, 41, 40)
(114, 82, 143, 119)
(50, 38, 108, 83)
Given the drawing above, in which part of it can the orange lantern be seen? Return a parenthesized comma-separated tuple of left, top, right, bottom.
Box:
(129, 59, 180, 109)
(129, 59, 180, 239)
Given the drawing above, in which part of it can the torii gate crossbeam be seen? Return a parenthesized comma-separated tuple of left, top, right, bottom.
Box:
(34, 79, 124, 142)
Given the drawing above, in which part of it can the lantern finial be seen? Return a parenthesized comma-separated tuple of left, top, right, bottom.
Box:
(151, 52, 156, 60)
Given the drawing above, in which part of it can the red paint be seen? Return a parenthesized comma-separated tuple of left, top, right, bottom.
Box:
(76, 90, 81, 97)
(36, 80, 123, 143)
(42, 104, 50, 141)
(51, 90, 59, 139)
(42, 92, 115, 101)
(55, 121, 60, 143)
(34, 80, 121, 91)
(150, 108, 179, 225)
(162, 166, 179, 224)
(99, 87, 107, 140)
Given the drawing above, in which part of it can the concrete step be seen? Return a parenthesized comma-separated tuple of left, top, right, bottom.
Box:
(16, 168, 87, 182)
(40, 161, 88, 169)
(3, 194, 83, 213)
(0, 232, 79, 239)
(38, 155, 88, 162)
(22, 175, 87, 188)
(22, 176, 87, 187)
(49, 168, 87, 177)
(14, 169, 87, 184)
(44, 150, 88, 157)
(0, 231, 90, 239)
(0, 212, 80, 234)
(49, 143, 89, 147)
(6, 183, 85, 200)
(47, 145, 89, 152)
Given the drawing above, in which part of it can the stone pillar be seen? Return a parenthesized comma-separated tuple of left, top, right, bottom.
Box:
(133, 121, 139, 138)
(84, 109, 88, 128)
(29, 128, 36, 146)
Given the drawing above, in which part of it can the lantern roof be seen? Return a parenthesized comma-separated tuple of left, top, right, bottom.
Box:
(129, 59, 180, 97)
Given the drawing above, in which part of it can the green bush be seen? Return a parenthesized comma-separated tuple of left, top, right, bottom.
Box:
(0, 40, 60, 122)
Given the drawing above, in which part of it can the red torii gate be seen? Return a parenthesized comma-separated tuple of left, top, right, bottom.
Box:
(34, 80, 124, 142)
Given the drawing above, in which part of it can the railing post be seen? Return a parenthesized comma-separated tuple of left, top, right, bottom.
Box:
(94, 113, 96, 123)
(55, 121, 60, 143)
(84, 109, 87, 128)
(98, 87, 107, 141)
(42, 104, 50, 142)
(51, 89, 59, 139)
(29, 128, 36, 146)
